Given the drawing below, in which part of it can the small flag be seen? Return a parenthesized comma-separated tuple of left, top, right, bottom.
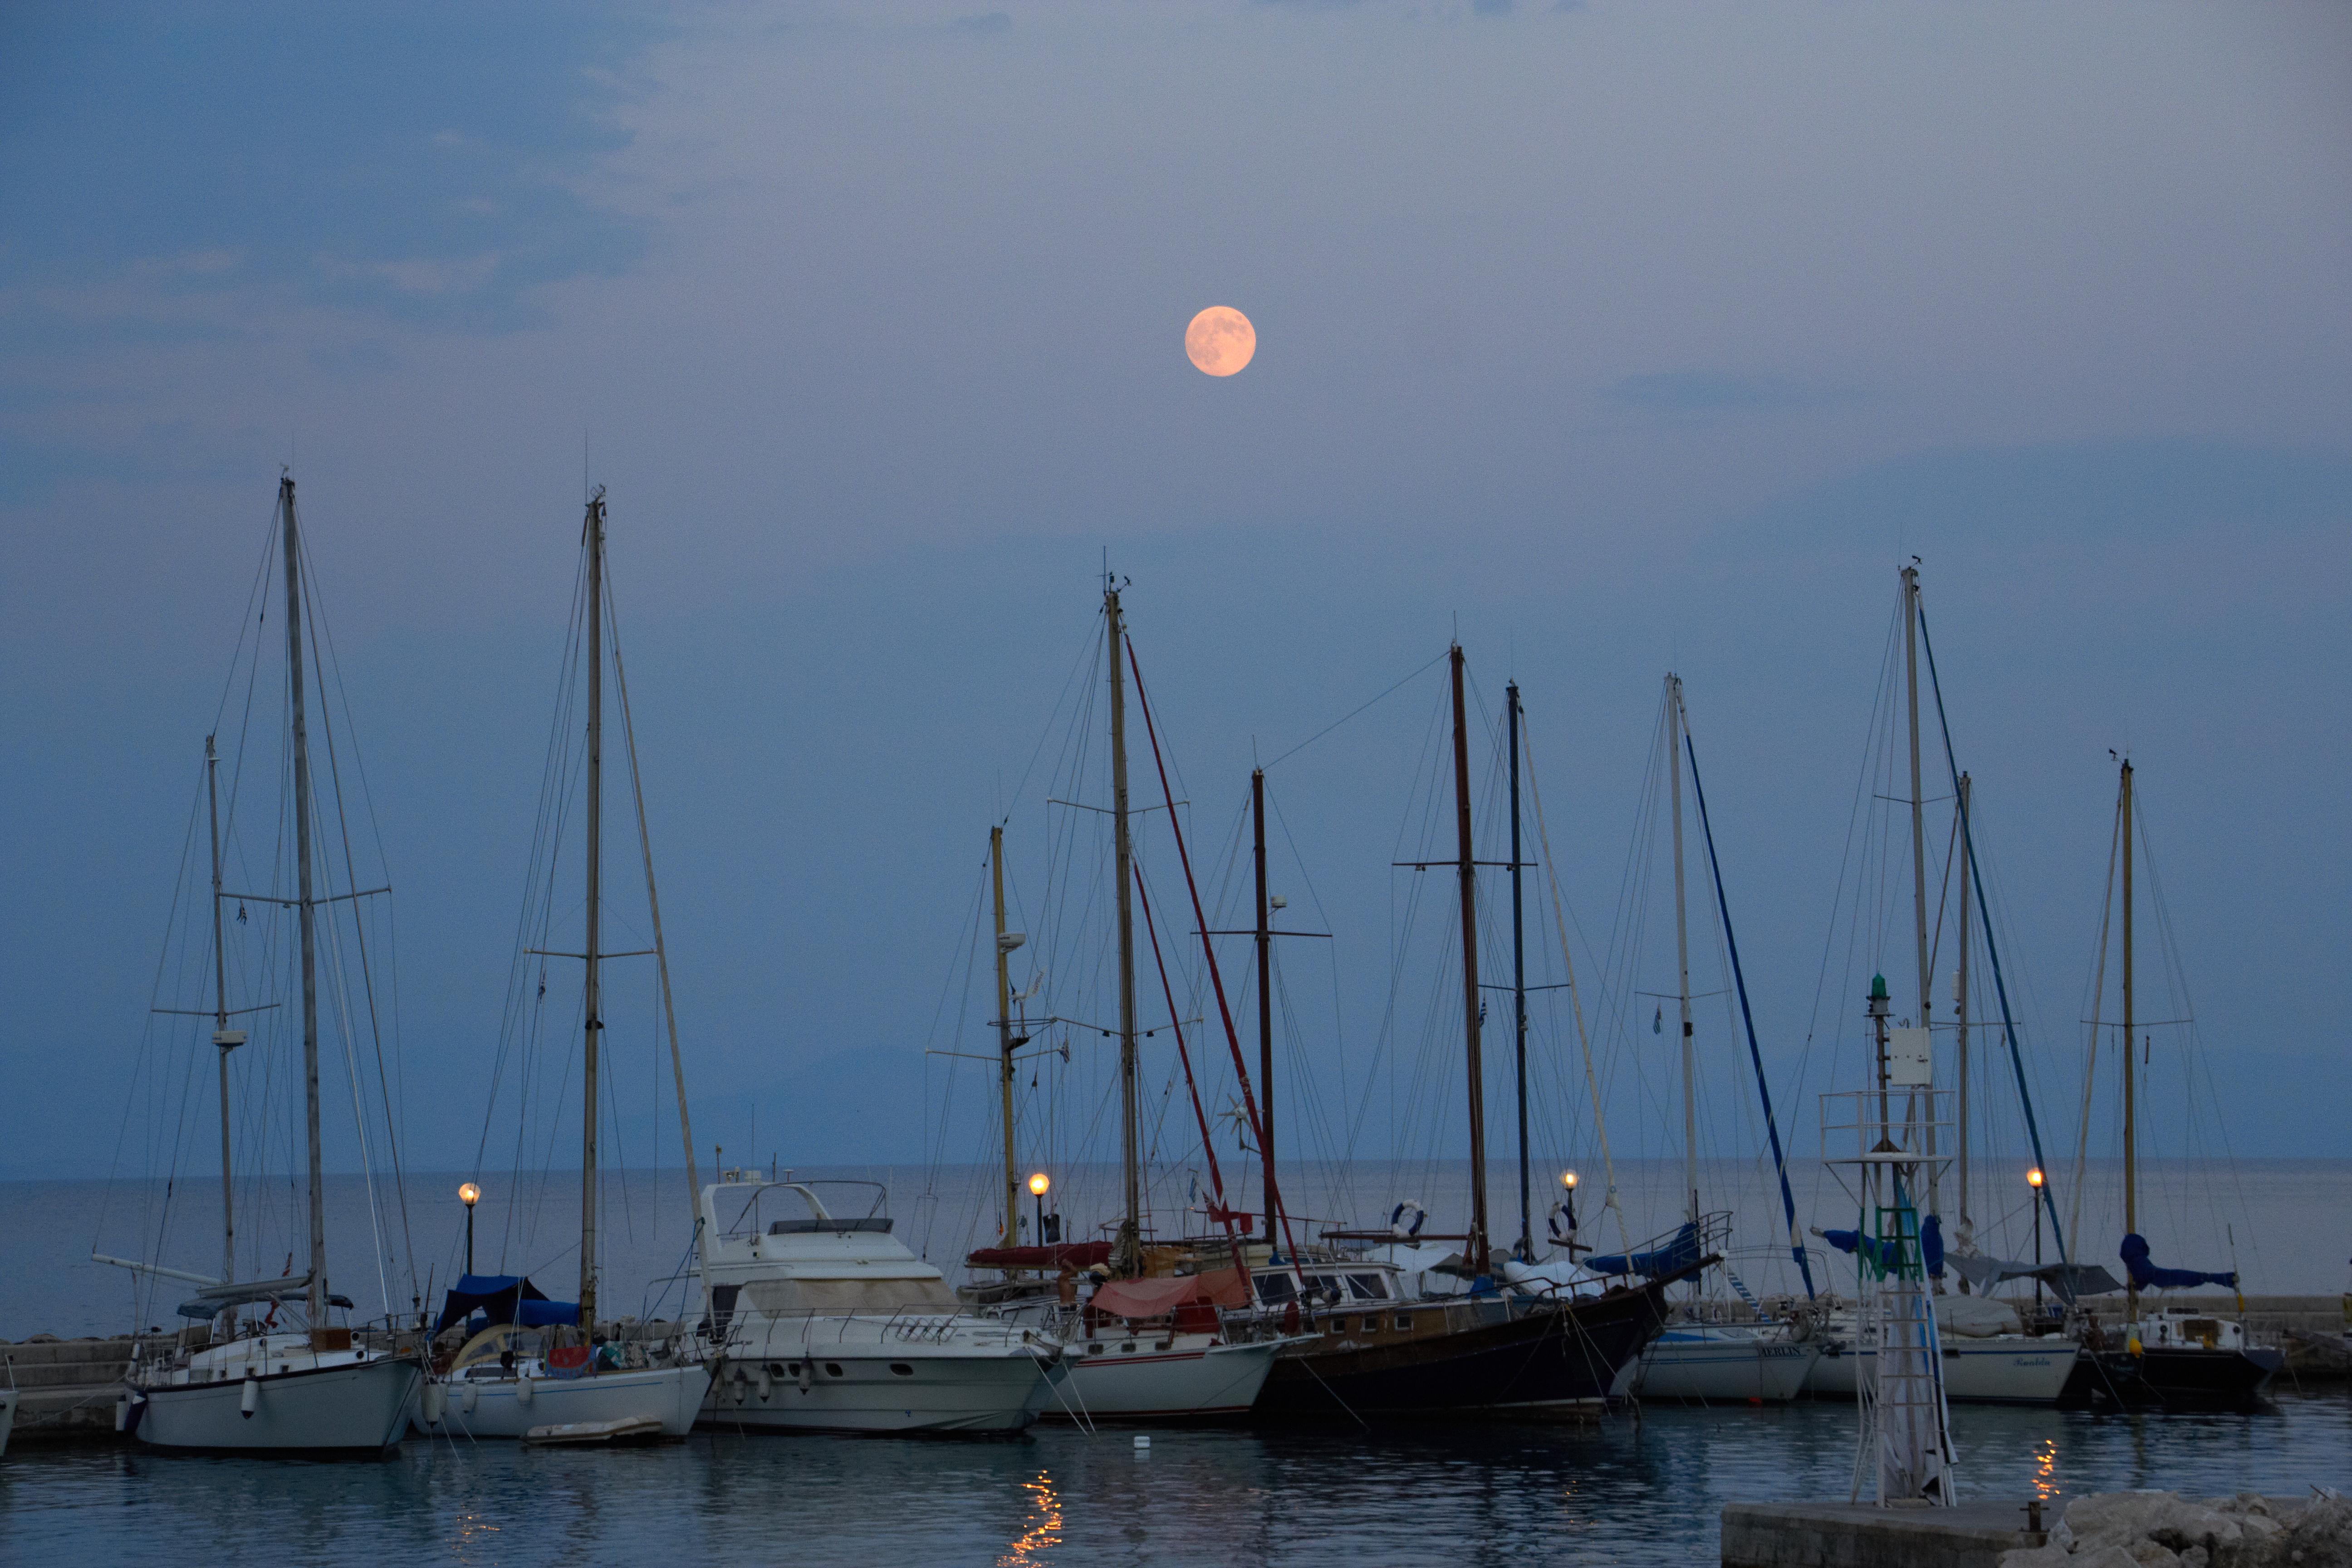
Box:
(1652, 1006, 1662, 1035)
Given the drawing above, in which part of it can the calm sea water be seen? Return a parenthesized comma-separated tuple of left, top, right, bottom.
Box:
(3, 1397, 2347, 1566)
(8, 1162, 2346, 1565)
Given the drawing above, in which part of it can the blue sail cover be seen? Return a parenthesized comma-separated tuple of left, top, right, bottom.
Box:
(2119, 1233, 2236, 1291)
(1921, 1213, 1945, 1280)
(434, 1274, 580, 1334)
(1822, 1228, 1902, 1275)
(1586, 1222, 1702, 1279)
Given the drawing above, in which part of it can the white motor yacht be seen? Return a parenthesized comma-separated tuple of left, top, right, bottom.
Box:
(694, 1175, 1063, 1435)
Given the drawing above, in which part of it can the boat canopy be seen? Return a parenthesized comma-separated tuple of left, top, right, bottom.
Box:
(174, 1275, 354, 1320)
(2119, 1233, 2236, 1291)
(1090, 1271, 1249, 1321)
(434, 1274, 579, 1334)
(1585, 1221, 1702, 1280)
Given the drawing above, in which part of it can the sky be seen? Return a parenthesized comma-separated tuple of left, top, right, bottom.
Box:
(3, 0, 2347, 1248)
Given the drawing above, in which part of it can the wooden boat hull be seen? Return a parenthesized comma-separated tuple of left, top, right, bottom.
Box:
(2074, 1345, 2282, 1411)
(1253, 1276, 1676, 1421)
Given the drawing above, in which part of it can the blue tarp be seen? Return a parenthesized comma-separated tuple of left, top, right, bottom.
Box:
(1586, 1222, 1702, 1279)
(1823, 1214, 1946, 1279)
(434, 1274, 580, 1334)
(1922, 1213, 1945, 1279)
(2119, 1233, 2236, 1291)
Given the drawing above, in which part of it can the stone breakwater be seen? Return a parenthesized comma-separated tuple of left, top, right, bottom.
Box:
(2000, 1491, 2352, 1568)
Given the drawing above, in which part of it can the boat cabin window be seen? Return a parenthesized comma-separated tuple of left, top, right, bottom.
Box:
(1254, 1273, 1296, 1306)
(1346, 1274, 1388, 1300)
(769, 1217, 894, 1235)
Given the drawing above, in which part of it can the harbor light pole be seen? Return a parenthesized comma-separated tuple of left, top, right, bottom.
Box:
(2026, 1168, 2044, 1312)
(460, 1181, 480, 1276)
(1029, 1171, 1051, 1245)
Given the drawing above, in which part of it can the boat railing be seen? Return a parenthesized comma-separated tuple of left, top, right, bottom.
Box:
(707, 1302, 1039, 1355)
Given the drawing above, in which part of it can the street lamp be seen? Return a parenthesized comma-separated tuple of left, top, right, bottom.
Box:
(459, 1181, 481, 1277)
(2026, 1168, 2045, 1313)
(1028, 1172, 1050, 1248)
(1558, 1170, 1580, 1251)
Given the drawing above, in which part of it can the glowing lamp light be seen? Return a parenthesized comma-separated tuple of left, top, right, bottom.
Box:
(458, 1181, 481, 1208)
(2026, 1168, 2045, 1190)
(1028, 1172, 1051, 1198)
(1560, 1170, 1579, 1192)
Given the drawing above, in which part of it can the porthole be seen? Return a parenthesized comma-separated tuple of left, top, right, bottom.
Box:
(825, 1362, 844, 1377)
(890, 1363, 914, 1377)
(1394, 1314, 1412, 1332)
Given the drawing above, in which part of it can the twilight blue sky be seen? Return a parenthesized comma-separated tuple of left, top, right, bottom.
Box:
(3, 1, 2346, 1220)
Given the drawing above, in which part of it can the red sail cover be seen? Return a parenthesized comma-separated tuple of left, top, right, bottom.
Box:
(964, 1243, 1115, 1269)
(1092, 1270, 1251, 1320)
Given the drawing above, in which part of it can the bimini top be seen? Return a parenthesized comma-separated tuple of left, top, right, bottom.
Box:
(434, 1274, 580, 1334)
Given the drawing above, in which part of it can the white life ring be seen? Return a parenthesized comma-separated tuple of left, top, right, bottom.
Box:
(1389, 1200, 1427, 1239)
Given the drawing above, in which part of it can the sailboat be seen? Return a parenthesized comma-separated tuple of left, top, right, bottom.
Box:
(1617, 675, 1822, 1405)
(2075, 757, 2281, 1411)
(1803, 565, 2082, 1407)
(411, 490, 710, 1441)
(960, 584, 1285, 1420)
(111, 475, 422, 1456)
(1227, 646, 1694, 1419)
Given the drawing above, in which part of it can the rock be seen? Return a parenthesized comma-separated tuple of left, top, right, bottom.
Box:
(2131, 1543, 2185, 1568)
(2076, 1548, 2148, 1568)
(1999, 1547, 2073, 1568)
(2180, 1548, 2210, 1568)
(2274, 1493, 2352, 1567)
(1997, 1546, 2072, 1568)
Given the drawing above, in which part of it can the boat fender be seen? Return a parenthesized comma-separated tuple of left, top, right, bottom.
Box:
(460, 1382, 478, 1416)
(240, 1375, 260, 1418)
(755, 1367, 773, 1402)
(796, 1360, 813, 1394)
(517, 1375, 534, 1405)
(421, 1382, 447, 1425)
(1390, 1200, 1427, 1239)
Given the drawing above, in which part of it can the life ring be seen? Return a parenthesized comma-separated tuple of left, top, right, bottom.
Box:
(1389, 1200, 1427, 1239)
(1546, 1200, 1577, 1242)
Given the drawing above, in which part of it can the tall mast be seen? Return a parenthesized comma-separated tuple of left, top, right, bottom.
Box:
(1449, 646, 1491, 1278)
(1106, 586, 1141, 1266)
(1508, 682, 1530, 1262)
(1666, 676, 1698, 1235)
(991, 827, 1019, 1247)
(579, 490, 606, 1331)
(2120, 758, 2136, 1318)
(1953, 773, 1974, 1265)
(206, 735, 236, 1286)
(1253, 768, 1274, 1247)
(279, 476, 328, 1327)
(1901, 565, 1939, 1215)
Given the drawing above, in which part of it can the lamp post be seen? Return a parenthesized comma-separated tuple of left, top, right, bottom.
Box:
(459, 1181, 481, 1277)
(1559, 1170, 1581, 1255)
(2026, 1167, 2045, 1313)
(1028, 1171, 1051, 1249)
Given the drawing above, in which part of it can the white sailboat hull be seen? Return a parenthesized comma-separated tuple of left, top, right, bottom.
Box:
(413, 1362, 710, 1440)
(1626, 1326, 1820, 1404)
(133, 1355, 420, 1455)
(1048, 1336, 1280, 1421)
(1803, 1336, 2079, 1405)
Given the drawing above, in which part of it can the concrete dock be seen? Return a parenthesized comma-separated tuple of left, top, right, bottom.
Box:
(1721, 1500, 2048, 1568)
(5, 1336, 139, 1444)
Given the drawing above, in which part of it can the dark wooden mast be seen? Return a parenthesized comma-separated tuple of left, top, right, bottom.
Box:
(1450, 645, 1490, 1278)
(1254, 767, 1274, 1245)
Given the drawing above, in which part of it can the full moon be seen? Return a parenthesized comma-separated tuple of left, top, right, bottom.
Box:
(1185, 306, 1256, 377)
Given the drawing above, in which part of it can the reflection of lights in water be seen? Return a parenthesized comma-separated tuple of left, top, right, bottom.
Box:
(2035, 1437, 2059, 1499)
(999, 1470, 1062, 1567)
